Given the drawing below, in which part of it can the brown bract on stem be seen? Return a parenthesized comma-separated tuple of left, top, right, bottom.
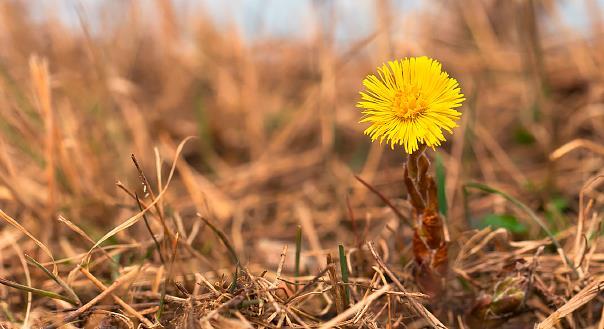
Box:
(404, 144, 448, 298)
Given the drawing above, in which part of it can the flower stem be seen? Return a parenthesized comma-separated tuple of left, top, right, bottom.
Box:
(405, 145, 448, 297)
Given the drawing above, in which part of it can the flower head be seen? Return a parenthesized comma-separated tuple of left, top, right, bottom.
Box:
(357, 56, 464, 154)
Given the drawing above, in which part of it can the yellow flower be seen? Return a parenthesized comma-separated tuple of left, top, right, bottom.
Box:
(357, 56, 464, 154)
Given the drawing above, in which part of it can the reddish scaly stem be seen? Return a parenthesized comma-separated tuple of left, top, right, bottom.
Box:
(405, 145, 448, 297)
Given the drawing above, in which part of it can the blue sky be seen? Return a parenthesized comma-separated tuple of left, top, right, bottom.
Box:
(37, 0, 596, 44)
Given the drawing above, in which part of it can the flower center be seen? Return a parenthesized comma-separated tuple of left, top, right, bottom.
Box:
(393, 89, 429, 119)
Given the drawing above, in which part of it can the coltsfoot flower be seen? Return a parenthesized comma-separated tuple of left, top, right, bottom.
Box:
(357, 56, 464, 154)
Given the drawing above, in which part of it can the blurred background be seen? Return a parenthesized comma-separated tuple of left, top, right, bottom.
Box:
(0, 0, 604, 326)
(1, 0, 604, 268)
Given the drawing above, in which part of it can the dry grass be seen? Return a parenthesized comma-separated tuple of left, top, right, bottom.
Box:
(0, 1, 603, 328)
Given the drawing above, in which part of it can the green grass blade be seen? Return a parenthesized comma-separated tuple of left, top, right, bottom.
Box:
(0, 277, 78, 305)
(295, 225, 302, 280)
(338, 244, 350, 306)
(25, 254, 81, 305)
(194, 95, 215, 172)
(200, 217, 239, 266)
(229, 266, 239, 293)
(435, 153, 448, 217)
(464, 182, 575, 272)
(480, 214, 527, 234)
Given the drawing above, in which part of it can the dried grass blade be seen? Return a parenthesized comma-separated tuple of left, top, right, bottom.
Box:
(317, 284, 390, 329)
(44, 266, 142, 329)
(136, 193, 166, 265)
(354, 175, 412, 227)
(367, 242, 446, 328)
(536, 277, 604, 328)
(79, 268, 154, 327)
(86, 137, 193, 258)
(549, 139, 604, 160)
(158, 233, 179, 320)
(57, 215, 115, 264)
(29, 55, 56, 220)
(0, 209, 57, 275)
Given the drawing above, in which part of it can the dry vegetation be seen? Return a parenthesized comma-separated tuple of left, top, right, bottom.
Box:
(0, 0, 603, 328)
